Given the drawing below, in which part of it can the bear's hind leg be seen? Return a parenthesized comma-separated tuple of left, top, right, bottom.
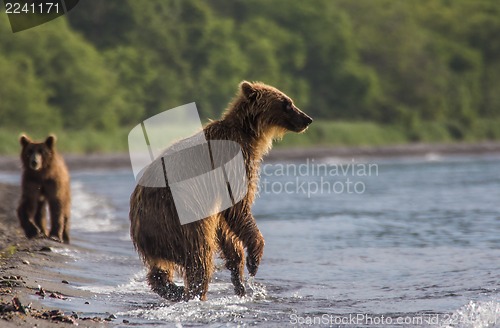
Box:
(217, 224, 245, 297)
(184, 254, 214, 301)
(147, 263, 184, 302)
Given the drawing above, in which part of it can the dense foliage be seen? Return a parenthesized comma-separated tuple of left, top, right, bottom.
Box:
(1, 0, 499, 139)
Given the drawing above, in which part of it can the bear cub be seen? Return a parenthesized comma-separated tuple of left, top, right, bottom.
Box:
(17, 135, 71, 243)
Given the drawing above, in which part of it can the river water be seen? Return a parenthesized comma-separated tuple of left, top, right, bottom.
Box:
(1, 154, 499, 327)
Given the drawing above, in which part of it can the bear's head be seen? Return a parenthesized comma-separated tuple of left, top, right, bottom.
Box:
(19, 134, 56, 171)
(235, 81, 313, 138)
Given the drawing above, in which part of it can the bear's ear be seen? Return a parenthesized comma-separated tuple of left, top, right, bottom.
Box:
(240, 81, 257, 101)
(45, 135, 56, 149)
(19, 135, 31, 148)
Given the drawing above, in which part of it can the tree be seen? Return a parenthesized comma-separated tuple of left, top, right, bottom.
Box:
(1, 16, 122, 130)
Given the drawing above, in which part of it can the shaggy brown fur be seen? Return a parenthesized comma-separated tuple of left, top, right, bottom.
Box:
(17, 135, 71, 243)
(129, 81, 312, 301)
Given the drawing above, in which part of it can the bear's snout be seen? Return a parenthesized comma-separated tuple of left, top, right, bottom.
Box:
(29, 153, 42, 170)
(294, 110, 313, 133)
(303, 114, 313, 126)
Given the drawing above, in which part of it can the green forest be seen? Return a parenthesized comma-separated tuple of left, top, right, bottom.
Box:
(1, 0, 500, 153)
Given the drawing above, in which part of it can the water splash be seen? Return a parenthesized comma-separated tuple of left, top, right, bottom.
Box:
(120, 295, 250, 323)
(247, 276, 267, 300)
(114, 273, 271, 324)
(441, 300, 500, 328)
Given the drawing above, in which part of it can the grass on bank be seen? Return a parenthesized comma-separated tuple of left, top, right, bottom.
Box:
(0, 118, 499, 155)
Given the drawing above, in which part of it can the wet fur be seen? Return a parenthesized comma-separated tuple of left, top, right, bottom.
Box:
(129, 81, 312, 301)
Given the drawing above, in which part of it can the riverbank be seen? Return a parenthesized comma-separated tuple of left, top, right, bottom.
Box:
(0, 184, 112, 327)
(1, 141, 500, 172)
(269, 141, 500, 161)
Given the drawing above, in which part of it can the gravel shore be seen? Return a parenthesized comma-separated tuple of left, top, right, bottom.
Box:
(0, 184, 111, 327)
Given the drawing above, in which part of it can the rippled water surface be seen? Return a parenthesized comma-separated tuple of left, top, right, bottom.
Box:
(2, 154, 499, 327)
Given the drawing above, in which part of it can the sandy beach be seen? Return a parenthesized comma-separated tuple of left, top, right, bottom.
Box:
(0, 142, 499, 327)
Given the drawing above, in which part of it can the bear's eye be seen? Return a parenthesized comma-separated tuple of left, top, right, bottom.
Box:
(283, 100, 292, 111)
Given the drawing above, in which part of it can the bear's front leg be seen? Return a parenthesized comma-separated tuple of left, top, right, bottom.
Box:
(245, 225, 264, 277)
(34, 199, 48, 237)
(48, 199, 64, 242)
(62, 214, 70, 244)
(17, 198, 41, 239)
(217, 223, 245, 296)
(223, 212, 265, 277)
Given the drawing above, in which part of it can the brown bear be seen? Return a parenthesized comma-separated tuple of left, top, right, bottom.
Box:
(129, 81, 312, 301)
(17, 135, 71, 243)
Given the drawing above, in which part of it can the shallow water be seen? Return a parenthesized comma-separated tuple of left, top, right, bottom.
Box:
(1, 154, 499, 327)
